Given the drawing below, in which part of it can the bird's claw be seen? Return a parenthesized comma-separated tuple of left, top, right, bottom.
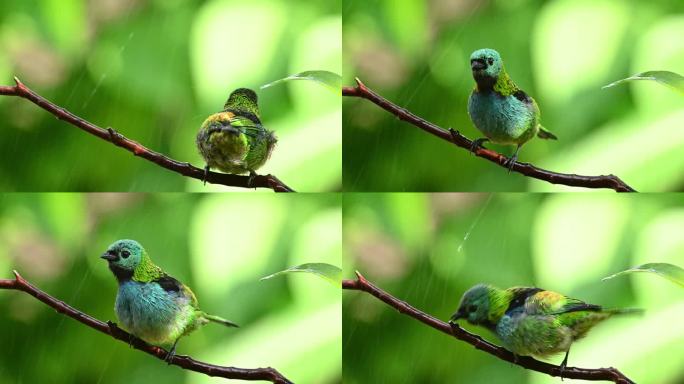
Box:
(202, 165, 210, 185)
(470, 138, 489, 154)
(127, 333, 135, 348)
(504, 154, 518, 173)
(247, 170, 257, 189)
(164, 347, 176, 365)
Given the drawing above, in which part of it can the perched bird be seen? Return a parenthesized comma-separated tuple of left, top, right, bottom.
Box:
(100, 239, 238, 359)
(449, 284, 640, 371)
(196, 88, 277, 183)
(467, 48, 557, 169)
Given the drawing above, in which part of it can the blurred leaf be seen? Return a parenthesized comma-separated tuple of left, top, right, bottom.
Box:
(261, 70, 342, 92)
(261, 262, 342, 285)
(603, 71, 684, 94)
(603, 262, 684, 287)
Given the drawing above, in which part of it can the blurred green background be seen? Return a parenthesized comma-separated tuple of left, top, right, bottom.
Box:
(343, 0, 684, 191)
(0, 0, 341, 192)
(343, 193, 684, 383)
(0, 193, 341, 383)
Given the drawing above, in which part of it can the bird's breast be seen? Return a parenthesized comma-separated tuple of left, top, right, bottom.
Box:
(468, 91, 537, 144)
(115, 281, 190, 344)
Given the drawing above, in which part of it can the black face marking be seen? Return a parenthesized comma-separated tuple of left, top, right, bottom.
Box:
(109, 263, 133, 283)
(154, 274, 182, 292)
(505, 287, 543, 314)
(471, 58, 487, 71)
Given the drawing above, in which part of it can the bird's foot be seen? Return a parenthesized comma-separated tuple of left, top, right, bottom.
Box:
(127, 333, 135, 348)
(505, 145, 522, 173)
(247, 170, 257, 189)
(202, 165, 210, 185)
(470, 137, 489, 154)
(164, 346, 177, 365)
(559, 349, 570, 381)
(504, 153, 518, 173)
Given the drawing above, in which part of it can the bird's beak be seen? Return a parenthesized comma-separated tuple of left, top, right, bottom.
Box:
(471, 59, 486, 71)
(100, 252, 118, 261)
(449, 308, 464, 323)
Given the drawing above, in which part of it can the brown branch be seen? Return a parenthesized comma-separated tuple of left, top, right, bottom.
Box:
(0, 78, 294, 192)
(343, 78, 635, 192)
(343, 271, 635, 384)
(0, 270, 293, 384)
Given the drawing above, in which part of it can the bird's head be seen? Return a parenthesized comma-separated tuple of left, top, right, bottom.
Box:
(100, 239, 145, 274)
(223, 87, 260, 120)
(450, 284, 493, 325)
(470, 48, 503, 82)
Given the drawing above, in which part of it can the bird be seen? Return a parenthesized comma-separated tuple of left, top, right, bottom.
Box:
(196, 88, 277, 184)
(449, 284, 641, 372)
(100, 239, 238, 360)
(467, 48, 557, 170)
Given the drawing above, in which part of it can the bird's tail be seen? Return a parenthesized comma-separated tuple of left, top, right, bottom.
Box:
(537, 126, 558, 140)
(203, 313, 239, 328)
(604, 307, 644, 316)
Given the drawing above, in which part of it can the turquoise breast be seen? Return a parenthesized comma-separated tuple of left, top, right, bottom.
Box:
(115, 281, 185, 344)
(468, 90, 537, 145)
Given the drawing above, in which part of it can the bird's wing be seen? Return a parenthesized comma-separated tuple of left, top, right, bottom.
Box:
(228, 115, 266, 139)
(152, 273, 182, 292)
(504, 287, 543, 315)
(152, 273, 199, 307)
(512, 89, 532, 104)
(525, 290, 602, 315)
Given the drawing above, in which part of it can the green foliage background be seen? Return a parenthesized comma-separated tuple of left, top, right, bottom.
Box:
(343, 193, 684, 383)
(0, 0, 341, 192)
(343, 0, 684, 192)
(0, 193, 342, 384)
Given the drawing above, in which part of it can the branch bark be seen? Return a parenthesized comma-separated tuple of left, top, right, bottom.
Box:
(0, 78, 294, 192)
(343, 78, 635, 192)
(0, 270, 293, 384)
(343, 271, 635, 384)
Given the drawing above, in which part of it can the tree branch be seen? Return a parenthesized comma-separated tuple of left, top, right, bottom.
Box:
(0, 270, 293, 384)
(343, 271, 635, 384)
(342, 78, 635, 192)
(0, 78, 294, 192)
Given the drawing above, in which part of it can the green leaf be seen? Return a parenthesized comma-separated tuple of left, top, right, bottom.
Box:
(261, 263, 342, 286)
(603, 71, 684, 94)
(260, 70, 341, 92)
(602, 262, 684, 287)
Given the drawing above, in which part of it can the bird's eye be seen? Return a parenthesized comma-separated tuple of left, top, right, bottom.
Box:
(487, 58, 494, 65)
(121, 250, 130, 259)
(467, 305, 476, 313)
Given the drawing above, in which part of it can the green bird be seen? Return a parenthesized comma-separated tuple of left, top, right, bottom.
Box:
(449, 284, 640, 372)
(468, 48, 557, 169)
(196, 88, 277, 183)
(100, 239, 238, 360)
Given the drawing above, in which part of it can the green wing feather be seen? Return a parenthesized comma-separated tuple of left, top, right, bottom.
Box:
(526, 290, 601, 315)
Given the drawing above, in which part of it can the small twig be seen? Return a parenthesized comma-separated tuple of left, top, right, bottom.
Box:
(342, 271, 635, 384)
(342, 78, 635, 192)
(0, 78, 294, 192)
(0, 270, 293, 384)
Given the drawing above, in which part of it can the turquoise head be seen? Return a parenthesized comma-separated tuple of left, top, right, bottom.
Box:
(101, 239, 145, 280)
(450, 284, 493, 325)
(470, 48, 503, 84)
